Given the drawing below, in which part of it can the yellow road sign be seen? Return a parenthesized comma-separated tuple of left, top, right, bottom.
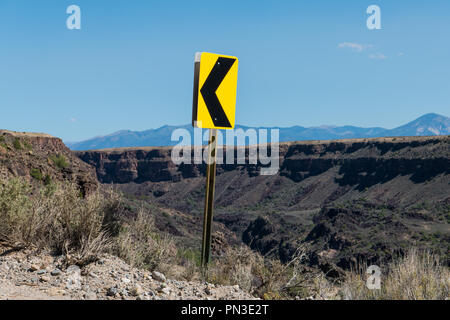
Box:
(192, 52, 239, 130)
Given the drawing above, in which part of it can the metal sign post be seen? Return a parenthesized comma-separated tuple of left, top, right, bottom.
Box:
(192, 52, 238, 270)
(201, 129, 218, 269)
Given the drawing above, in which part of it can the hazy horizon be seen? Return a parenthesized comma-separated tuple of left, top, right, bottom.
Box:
(63, 112, 447, 144)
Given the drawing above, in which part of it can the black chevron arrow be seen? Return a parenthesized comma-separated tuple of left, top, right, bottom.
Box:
(200, 57, 236, 128)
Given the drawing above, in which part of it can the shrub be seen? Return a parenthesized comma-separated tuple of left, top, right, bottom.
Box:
(49, 154, 69, 169)
(207, 246, 263, 292)
(30, 168, 43, 180)
(0, 177, 118, 266)
(339, 248, 450, 300)
(0, 178, 34, 246)
(178, 249, 201, 281)
(43, 174, 52, 186)
(22, 140, 33, 150)
(114, 208, 177, 272)
(206, 246, 305, 298)
(13, 138, 22, 150)
(203, 245, 339, 300)
(47, 183, 113, 265)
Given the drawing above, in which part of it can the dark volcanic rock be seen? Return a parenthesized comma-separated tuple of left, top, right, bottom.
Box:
(76, 136, 450, 190)
(242, 217, 278, 256)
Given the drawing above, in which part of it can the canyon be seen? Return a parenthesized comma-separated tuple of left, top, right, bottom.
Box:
(75, 135, 450, 275)
(1, 130, 449, 276)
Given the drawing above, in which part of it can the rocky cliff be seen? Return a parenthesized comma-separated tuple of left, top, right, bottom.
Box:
(75, 136, 449, 206)
(75, 147, 179, 184)
(0, 130, 97, 195)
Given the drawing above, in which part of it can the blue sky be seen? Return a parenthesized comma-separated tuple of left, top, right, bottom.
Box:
(0, 0, 449, 142)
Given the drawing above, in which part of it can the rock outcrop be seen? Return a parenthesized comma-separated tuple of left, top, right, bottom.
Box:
(0, 130, 97, 195)
(76, 136, 449, 187)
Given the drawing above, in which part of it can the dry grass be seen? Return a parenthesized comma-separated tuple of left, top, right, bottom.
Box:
(280, 246, 337, 299)
(340, 248, 450, 300)
(204, 246, 449, 300)
(0, 177, 119, 266)
(0, 176, 178, 272)
(206, 246, 263, 292)
(114, 208, 177, 273)
(204, 245, 333, 300)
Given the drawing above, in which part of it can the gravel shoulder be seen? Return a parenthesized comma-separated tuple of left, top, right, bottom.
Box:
(0, 248, 256, 300)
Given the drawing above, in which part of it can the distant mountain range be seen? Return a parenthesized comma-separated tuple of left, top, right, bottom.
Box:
(66, 113, 450, 150)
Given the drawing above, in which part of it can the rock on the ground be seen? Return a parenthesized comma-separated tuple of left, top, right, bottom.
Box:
(0, 247, 257, 301)
(130, 284, 143, 297)
(152, 271, 166, 282)
(51, 269, 62, 276)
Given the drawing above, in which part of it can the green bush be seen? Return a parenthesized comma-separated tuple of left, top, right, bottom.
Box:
(43, 174, 52, 186)
(49, 154, 69, 169)
(13, 138, 22, 150)
(30, 168, 43, 180)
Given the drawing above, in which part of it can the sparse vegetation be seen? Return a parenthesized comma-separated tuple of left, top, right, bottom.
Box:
(176, 244, 334, 300)
(30, 168, 43, 180)
(12, 138, 22, 150)
(7, 137, 32, 151)
(43, 174, 52, 186)
(206, 246, 264, 293)
(114, 208, 177, 273)
(0, 177, 117, 266)
(176, 245, 450, 300)
(339, 248, 450, 300)
(0, 176, 178, 271)
(49, 154, 69, 169)
(22, 140, 32, 150)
